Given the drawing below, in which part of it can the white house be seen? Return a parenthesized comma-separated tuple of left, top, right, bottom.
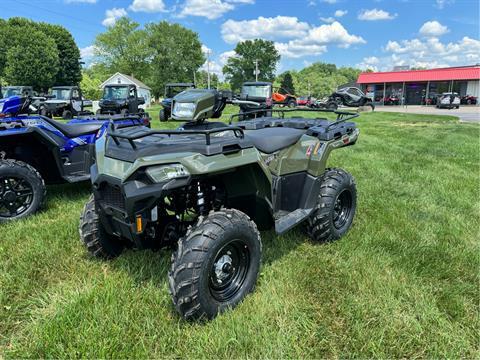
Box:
(99, 72, 152, 107)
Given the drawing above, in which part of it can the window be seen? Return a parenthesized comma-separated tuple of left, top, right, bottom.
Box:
(103, 86, 129, 100)
(51, 89, 71, 100)
(241, 85, 272, 98)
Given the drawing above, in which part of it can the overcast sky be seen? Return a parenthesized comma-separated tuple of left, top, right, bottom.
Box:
(2, 0, 479, 76)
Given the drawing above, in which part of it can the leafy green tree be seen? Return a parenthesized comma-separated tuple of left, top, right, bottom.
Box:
(223, 39, 280, 91)
(4, 29, 59, 91)
(195, 70, 219, 89)
(94, 17, 152, 81)
(279, 72, 295, 94)
(37, 23, 82, 85)
(146, 21, 204, 97)
(80, 71, 102, 100)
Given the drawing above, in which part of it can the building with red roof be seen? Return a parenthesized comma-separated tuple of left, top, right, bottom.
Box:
(356, 65, 480, 105)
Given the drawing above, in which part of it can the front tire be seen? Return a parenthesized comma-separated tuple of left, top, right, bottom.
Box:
(79, 195, 125, 258)
(169, 209, 261, 320)
(0, 159, 45, 223)
(307, 168, 357, 242)
(159, 108, 167, 122)
(287, 99, 296, 108)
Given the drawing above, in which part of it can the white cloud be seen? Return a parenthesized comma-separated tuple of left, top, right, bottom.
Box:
(200, 49, 236, 79)
(275, 21, 365, 58)
(129, 0, 166, 12)
(380, 36, 480, 70)
(80, 45, 95, 59)
(355, 56, 379, 71)
(358, 8, 396, 21)
(226, 0, 254, 3)
(221, 17, 364, 59)
(320, 17, 335, 23)
(435, 0, 454, 9)
(179, 0, 236, 20)
(334, 9, 347, 17)
(102, 8, 127, 26)
(419, 20, 449, 37)
(322, 0, 338, 3)
(221, 16, 310, 44)
(65, 0, 96, 3)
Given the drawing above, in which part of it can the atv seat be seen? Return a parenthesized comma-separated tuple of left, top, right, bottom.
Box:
(244, 127, 305, 154)
(43, 117, 104, 138)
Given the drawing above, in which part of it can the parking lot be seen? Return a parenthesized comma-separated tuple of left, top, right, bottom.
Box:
(374, 105, 480, 123)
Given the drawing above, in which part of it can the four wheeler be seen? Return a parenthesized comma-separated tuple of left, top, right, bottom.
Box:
(460, 95, 477, 105)
(436, 92, 460, 109)
(383, 94, 400, 105)
(238, 81, 273, 119)
(98, 84, 146, 116)
(324, 87, 374, 111)
(159, 83, 195, 122)
(40, 86, 93, 119)
(0, 96, 150, 222)
(79, 88, 359, 320)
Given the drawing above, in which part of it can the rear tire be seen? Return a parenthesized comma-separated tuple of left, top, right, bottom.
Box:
(62, 110, 72, 119)
(79, 195, 125, 258)
(169, 209, 261, 320)
(327, 102, 338, 110)
(307, 168, 357, 243)
(0, 159, 45, 223)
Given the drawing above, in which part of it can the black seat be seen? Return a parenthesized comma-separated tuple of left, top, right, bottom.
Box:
(244, 127, 305, 153)
(43, 117, 103, 138)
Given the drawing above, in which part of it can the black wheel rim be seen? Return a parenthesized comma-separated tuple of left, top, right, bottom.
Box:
(0, 176, 34, 218)
(333, 189, 353, 229)
(209, 239, 250, 302)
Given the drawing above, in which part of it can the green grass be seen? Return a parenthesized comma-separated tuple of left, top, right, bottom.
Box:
(1, 108, 479, 358)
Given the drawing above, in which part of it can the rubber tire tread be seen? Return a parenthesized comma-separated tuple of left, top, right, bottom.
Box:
(79, 194, 124, 259)
(168, 208, 261, 321)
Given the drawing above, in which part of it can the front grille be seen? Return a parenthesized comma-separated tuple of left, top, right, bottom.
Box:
(99, 184, 125, 210)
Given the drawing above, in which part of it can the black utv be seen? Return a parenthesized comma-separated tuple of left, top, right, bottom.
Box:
(98, 84, 146, 116)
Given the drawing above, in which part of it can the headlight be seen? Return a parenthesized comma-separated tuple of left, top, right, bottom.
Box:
(172, 102, 195, 118)
(145, 164, 190, 183)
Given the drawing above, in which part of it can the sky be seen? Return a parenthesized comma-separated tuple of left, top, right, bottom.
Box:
(2, 0, 479, 77)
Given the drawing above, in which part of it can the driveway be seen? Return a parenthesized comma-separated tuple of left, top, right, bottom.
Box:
(374, 105, 480, 123)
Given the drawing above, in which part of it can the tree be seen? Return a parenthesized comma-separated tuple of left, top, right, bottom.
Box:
(80, 71, 102, 100)
(223, 39, 280, 91)
(4, 29, 59, 91)
(146, 21, 204, 97)
(279, 72, 295, 94)
(195, 70, 219, 89)
(94, 17, 152, 81)
(37, 23, 82, 85)
(0, 17, 81, 88)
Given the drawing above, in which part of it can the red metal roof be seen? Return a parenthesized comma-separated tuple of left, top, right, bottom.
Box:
(357, 66, 480, 84)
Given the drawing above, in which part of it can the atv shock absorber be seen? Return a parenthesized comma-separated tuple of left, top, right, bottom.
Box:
(196, 181, 206, 215)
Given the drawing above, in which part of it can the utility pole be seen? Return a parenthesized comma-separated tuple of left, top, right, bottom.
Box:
(254, 59, 259, 81)
(206, 49, 211, 89)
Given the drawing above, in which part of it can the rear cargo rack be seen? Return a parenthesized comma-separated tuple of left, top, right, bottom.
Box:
(229, 108, 359, 130)
(107, 124, 245, 149)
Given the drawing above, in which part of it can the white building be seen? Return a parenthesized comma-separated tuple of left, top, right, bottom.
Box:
(99, 72, 152, 107)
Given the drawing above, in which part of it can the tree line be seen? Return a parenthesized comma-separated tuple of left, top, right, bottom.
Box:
(0, 16, 362, 99)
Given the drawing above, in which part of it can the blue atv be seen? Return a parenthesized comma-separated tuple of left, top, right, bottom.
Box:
(0, 96, 151, 222)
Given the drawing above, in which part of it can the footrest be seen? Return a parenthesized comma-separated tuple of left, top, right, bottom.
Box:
(275, 208, 313, 234)
(63, 174, 90, 183)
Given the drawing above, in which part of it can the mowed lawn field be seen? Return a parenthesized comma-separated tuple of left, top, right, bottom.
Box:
(0, 107, 479, 358)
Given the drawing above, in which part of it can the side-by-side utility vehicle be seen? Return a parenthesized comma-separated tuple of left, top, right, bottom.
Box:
(98, 84, 146, 116)
(79, 89, 359, 320)
(40, 86, 93, 119)
(0, 96, 150, 222)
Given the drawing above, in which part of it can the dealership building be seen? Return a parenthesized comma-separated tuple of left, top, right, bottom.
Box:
(357, 65, 480, 105)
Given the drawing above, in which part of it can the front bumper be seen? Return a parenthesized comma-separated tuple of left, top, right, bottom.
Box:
(92, 167, 190, 245)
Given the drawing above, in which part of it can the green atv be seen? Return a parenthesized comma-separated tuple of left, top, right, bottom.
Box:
(79, 89, 359, 320)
